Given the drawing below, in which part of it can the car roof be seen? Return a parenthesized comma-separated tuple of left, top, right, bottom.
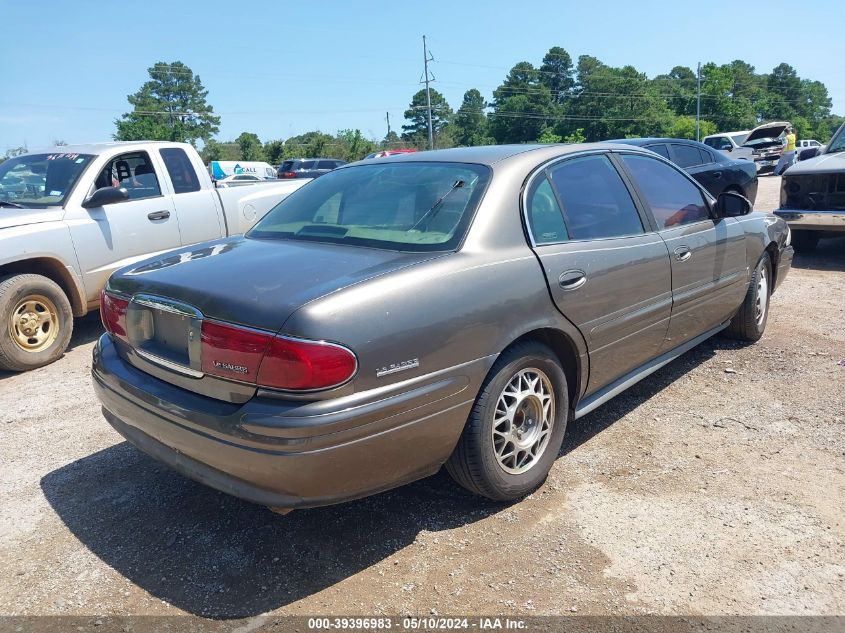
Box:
(609, 138, 717, 151)
(26, 140, 188, 155)
(352, 143, 642, 168)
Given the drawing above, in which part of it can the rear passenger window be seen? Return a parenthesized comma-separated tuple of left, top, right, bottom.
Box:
(160, 148, 201, 194)
(527, 177, 568, 244)
(316, 160, 336, 170)
(301, 161, 316, 169)
(621, 154, 711, 230)
(646, 144, 670, 159)
(671, 144, 704, 168)
(547, 155, 643, 240)
(698, 147, 715, 163)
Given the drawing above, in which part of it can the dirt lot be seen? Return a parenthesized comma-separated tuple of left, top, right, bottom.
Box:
(0, 176, 843, 620)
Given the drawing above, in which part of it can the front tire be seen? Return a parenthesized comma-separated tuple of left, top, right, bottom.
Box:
(0, 274, 73, 372)
(446, 341, 568, 501)
(726, 253, 771, 342)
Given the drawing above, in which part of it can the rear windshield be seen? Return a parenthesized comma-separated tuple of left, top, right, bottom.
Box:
(248, 161, 491, 251)
(0, 152, 95, 207)
(281, 160, 297, 171)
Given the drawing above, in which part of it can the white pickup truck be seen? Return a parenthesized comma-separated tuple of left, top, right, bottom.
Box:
(0, 141, 309, 371)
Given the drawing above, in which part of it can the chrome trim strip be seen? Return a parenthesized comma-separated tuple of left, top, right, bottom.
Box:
(132, 294, 204, 318)
(574, 321, 729, 419)
(134, 348, 205, 378)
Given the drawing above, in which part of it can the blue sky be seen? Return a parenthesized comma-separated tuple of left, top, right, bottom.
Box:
(2, 0, 843, 151)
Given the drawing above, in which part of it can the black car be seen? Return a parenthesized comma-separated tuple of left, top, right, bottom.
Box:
(277, 158, 346, 179)
(611, 138, 758, 205)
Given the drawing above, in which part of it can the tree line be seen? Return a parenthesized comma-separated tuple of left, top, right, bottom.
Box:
(108, 55, 843, 165)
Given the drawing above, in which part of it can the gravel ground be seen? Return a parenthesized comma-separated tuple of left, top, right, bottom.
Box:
(0, 176, 843, 619)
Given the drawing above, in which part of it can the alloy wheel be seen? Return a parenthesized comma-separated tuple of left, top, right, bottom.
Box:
(492, 368, 555, 475)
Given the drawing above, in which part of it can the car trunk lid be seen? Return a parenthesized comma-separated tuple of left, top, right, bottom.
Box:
(107, 236, 442, 400)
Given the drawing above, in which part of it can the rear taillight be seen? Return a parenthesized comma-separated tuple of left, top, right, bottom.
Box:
(100, 289, 129, 339)
(280, 171, 297, 178)
(200, 320, 357, 391)
(257, 336, 357, 391)
(200, 320, 271, 379)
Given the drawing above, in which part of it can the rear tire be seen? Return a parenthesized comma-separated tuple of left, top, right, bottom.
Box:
(446, 341, 568, 501)
(726, 253, 771, 343)
(0, 274, 73, 372)
(791, 230, 819, 253)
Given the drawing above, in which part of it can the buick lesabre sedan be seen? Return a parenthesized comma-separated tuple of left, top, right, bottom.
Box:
(92, 144, 794, 510)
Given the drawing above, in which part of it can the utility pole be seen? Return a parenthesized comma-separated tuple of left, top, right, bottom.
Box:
(386, 111, 391, 140)
(422, 35, 434, 150)
(696, 62, 701, 142)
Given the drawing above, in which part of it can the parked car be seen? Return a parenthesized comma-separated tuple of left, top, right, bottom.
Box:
(93, 143, 793, 511)
(797, 139, 822, 151)
(702, 131, 753, 161)
(277, 158, 346, 179)
(611, 138, 758, 204)
(795, 139, 823, 161)
(209, 161, 277, 181)
(742, 121, 791, 174)
(363, 149, 418, 159)
(0, 141, 309, 371)
(215, 173, 275, 187)
(774, 121, 845, 251)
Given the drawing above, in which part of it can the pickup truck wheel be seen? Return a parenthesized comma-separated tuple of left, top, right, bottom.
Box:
(791, 231, 819, 253)
(446, 341, 568, 501)
(0, 274, 73, 372)
(725, 253, 771, 343)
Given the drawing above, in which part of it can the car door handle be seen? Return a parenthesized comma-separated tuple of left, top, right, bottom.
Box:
(558, 269, 587, 291)
(147, 210, 170, 221)
(674, 246, 692, 262)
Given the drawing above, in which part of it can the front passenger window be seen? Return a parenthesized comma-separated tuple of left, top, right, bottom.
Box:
(621, 154, 711, 230)
(95, 151, 161, 201)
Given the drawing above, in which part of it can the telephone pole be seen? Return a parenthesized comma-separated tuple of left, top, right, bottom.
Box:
(386, 111, 391, 140)
(422, 35, 434, 150)
(696, 62, 701, 142)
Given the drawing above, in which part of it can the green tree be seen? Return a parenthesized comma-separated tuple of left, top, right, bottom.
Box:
(453, 89, 491, 146)
(236, 132, 264, 161)
(115, 61, 220, 145)
(668, 116, 716, 140)
(336, 129, 376, 161)
(402, 89, 453, 147)
(284, 131, 337, 158)
(383, 130, 401, 148)
(490, 61, 556, 144)
(654, 66, 697, 116)
(536, 129, 562, 144)
(539, 46, 575, 105)
(263, 139, 285, 165)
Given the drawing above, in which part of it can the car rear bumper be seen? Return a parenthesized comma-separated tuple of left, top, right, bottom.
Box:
(92, 334, 486, 509)
(773, 209, 845, 232)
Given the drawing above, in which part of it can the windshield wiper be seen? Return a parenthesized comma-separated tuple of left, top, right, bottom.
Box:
(0, 200, 25, 209)
(408, 180, 465, 232)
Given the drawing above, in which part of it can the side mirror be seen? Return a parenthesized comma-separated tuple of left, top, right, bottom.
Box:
(82, 186, 129, 208)
(715, 191, 752, 217)
(725, 146, 732, 152)
(798, 147, 819, 161)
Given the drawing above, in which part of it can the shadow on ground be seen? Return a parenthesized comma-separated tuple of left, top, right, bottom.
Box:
(792, 235, 845, 273)
(41, 334, 724, 619)
(0, 312, 103, 382)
